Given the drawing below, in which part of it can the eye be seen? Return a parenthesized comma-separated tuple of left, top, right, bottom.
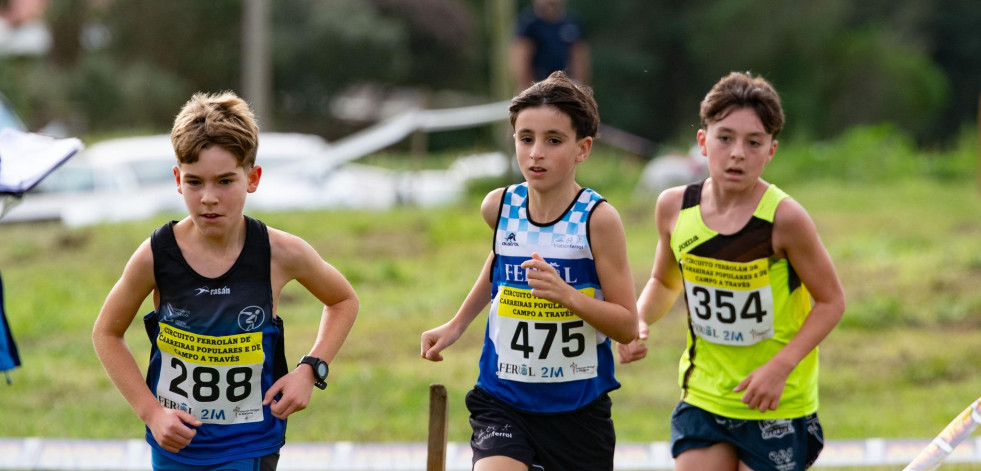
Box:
(718, 135, 731, 142)
(548, 137, 562, 145)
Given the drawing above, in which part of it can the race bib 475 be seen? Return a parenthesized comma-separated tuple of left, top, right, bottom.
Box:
(492, 285, 598, 383)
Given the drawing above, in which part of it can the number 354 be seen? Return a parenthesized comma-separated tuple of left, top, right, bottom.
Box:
(690, 287, 767, 324)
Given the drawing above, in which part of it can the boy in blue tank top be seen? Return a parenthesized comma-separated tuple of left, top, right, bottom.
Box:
(618, 72, 846, 470)
(421, 71, 638, 471)
(93, 91, 359, 471)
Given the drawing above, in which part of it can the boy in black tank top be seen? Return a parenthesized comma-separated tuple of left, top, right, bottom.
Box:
(93, 92, 359, 470)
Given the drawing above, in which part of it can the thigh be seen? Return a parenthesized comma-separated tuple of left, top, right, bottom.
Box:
(474, 455, 529, 471)
(674, 442, 739, 471)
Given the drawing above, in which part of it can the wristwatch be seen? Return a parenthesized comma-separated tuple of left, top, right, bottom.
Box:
(298, 355, 329, 390)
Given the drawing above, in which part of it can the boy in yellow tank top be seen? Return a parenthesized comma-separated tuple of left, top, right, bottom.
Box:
(618, 72, 845, 471)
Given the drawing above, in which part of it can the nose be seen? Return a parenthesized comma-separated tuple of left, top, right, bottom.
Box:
(200, 183, 219, 205)
(529, 141, 546, 160)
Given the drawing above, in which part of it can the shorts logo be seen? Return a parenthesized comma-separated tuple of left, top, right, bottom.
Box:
(238, 306, 265, 331)
(475, 424, 513, 444)
(760, 419, 795, 439)
(769, 447, 796, 471)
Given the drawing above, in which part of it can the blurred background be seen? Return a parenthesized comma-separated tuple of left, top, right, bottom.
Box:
(1, 0, 977, 150)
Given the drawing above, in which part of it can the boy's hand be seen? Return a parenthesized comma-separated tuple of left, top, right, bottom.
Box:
(733, 358, 793, 412)
(520, 253, 573, 304)
(421, 323, 462, 362)
(147, 408, 201, 453)
(616, 320, 650, 363)
(263, 369, 314, 419)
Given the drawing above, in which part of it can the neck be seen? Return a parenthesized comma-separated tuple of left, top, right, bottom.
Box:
(527, 182, 581, 222)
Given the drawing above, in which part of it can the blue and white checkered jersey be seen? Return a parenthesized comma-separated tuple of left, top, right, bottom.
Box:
(476, 183, 620, 413)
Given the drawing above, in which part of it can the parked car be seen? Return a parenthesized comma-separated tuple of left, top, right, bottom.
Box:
(1, 132, 332, 225)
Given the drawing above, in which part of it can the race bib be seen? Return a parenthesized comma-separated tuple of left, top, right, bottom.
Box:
(492, 285, 598, 383)
(155, 324, 265, 424)
(680, 253, 775, 346)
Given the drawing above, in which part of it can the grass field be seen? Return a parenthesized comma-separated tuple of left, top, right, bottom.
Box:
(1, 130, 980, 469)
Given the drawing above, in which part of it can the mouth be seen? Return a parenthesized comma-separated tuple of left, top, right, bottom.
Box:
(528, 166, 546, 175)
(201, 212, 221, 220)
(724, 167, 744, 177)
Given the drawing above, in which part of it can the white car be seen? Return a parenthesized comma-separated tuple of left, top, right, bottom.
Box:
(1, 132, 331, 225)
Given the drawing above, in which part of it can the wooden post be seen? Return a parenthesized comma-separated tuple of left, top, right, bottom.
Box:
(427, 383, 449, 471)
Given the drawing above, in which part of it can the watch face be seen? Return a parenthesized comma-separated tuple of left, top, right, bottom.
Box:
(316, 362, 328, 379)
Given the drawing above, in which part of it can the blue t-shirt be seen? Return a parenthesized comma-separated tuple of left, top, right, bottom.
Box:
(515, 7, 585, 81)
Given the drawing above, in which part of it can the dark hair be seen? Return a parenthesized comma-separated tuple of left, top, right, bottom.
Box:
(700, 71, 784, 138)
(171, 91, 259, 166)
(509, 70, 599, 139)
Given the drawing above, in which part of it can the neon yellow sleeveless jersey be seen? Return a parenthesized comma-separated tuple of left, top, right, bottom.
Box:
(670, 182, 818, 419)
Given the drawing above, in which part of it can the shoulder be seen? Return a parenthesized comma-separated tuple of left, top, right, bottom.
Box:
(589, 198, 621, 226)
(267, 227, 318, 267)
(587, 200, 625, 242)
(654, 185, 686, 228)
(480, 187, 508, 228)
(773, 196, 820, 252)
(129, 237, 155, 268)
(773, 196, 814, 230)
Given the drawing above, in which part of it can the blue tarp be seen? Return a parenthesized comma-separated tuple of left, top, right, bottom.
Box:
(0, 271, 20, 384)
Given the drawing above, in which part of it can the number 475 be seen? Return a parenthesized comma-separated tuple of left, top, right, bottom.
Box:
(510, 320, 586, 359)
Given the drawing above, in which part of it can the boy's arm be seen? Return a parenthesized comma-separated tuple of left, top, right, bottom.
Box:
(264, 231, 359, 419)
(618, 188, 685, 363)
(521, 202, 639, 344)
(420, 188, 503, 361)
(421, 251, 494, 361)
(734, 198, 846, 412)
(92, 240, 201, 452)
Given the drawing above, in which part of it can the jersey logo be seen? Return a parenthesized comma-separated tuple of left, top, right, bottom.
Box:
(161, 303, 191, 327)
(238, 306, 265, 331)
(195, 286, 231, 296)
(552, 235, 585, 249)
(502, 232, 519, 247)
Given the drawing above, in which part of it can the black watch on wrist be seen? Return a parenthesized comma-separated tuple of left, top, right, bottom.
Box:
(298, 355, 329, 390)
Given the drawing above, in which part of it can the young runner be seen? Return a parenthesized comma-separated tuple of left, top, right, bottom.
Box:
(421, 70, 638, 471)
(618, 71, 846, 471)
(93, 91, 358, 470)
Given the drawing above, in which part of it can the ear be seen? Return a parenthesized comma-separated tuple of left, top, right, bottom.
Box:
(576, 136, 592, 163)
(173, 165, 183, 194)
(764, 139, 778, 165)
(696, 129, 708, 156)
(247, 165, 262, 193)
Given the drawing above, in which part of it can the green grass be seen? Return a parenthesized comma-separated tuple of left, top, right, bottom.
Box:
(1, 128, 980, 470)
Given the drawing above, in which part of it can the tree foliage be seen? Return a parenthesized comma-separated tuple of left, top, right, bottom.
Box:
(0, 0, 974, 147)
